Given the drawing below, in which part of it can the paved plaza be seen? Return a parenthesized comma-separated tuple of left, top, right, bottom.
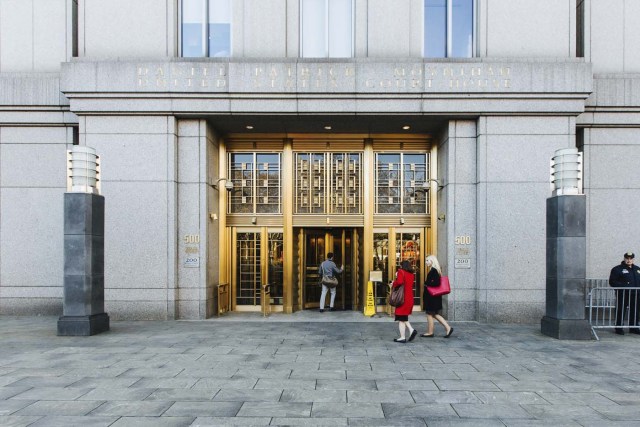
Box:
(1, 313, 640, 426)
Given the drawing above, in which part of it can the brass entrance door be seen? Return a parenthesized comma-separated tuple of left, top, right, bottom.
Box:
(302, 228, 355, 310)
(231, 228, 284, 311)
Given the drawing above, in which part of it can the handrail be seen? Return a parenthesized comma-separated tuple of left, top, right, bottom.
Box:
(261, 283, 271, 317)
(218, 283, 230, 315)
(385, 283, 394, 316)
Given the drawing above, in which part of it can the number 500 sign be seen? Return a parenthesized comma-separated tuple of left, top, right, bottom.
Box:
(454, 235, 471, 245)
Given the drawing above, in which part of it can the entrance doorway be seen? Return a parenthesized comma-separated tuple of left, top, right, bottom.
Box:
(301, 228, 357, 310)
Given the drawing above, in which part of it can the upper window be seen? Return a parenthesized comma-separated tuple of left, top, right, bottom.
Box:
(375, 153, 429, 215)
(228, 153, 281, 214)
(301, 0, 353, 58)
(181, 0, 231, 57)
(424, 0, 473, 58)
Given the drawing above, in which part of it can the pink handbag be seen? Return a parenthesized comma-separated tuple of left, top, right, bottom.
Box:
(427, 276, 451, 297)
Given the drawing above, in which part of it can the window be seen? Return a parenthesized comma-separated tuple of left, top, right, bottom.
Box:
(228, 153, 281, 214)
(301, 0, 353, 58)
(424, 0, 473, 58)
(181, 0, 231, 57)
(295, 152, 362, 214)
(375, 153, 429, 214)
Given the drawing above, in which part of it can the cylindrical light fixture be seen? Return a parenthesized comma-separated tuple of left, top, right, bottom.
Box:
(550, 148, 582, 196)
(68, 146, 100, 194)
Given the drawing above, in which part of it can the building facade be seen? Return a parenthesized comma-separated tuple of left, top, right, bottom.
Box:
(1, 0, 639, 322)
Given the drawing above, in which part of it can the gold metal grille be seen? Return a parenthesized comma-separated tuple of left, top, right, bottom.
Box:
(375, 153, 429, 214)
(236, 232, 261, 306)
(295, 152, 362, 214)
(228, 153, 281, 214)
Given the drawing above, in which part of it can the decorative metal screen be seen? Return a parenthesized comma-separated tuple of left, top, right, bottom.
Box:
(375, 153, 429, 214)
(403, 154, 428, 214)
(228, 153, 281, 214)
(295, 152, 362, 214)
(236, 232, 261, 306)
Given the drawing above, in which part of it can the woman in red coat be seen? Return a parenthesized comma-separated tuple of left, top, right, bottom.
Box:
(391, 260, 417, 343)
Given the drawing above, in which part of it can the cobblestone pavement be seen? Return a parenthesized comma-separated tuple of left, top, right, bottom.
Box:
(1, 313, 640, 426)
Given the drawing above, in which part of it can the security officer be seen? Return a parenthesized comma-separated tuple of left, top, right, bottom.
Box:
(609, 252, 640, 335)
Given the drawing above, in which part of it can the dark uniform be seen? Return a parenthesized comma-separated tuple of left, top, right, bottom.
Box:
(609, 253, 640, 334)
(423, 268, 443, 313)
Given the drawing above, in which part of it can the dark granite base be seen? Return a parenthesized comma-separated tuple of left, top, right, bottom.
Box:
(57, 313, 110, 336)
(541, 316, 593, 340)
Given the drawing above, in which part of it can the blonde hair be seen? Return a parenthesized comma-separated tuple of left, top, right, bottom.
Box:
(425, 255, 442, 276)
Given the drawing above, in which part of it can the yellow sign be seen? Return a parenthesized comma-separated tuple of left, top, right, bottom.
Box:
(364, 281, 376, 317)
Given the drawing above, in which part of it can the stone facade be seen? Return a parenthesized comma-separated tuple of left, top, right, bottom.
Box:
(1, 0, 639, 322)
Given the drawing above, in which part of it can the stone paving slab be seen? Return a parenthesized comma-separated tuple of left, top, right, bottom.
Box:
(2, 315, 640, 426)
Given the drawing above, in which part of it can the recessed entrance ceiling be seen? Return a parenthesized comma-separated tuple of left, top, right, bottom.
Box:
(199, 114, 450, 135)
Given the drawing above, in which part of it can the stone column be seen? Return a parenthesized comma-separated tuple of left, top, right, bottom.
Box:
(541, 195, 591, 339)
(57, 193, 110, 336)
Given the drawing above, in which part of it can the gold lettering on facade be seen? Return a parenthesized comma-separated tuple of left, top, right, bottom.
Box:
(134, 63, 513, 91)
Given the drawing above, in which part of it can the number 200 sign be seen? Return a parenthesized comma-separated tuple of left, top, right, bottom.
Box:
(454, 235, 471, 245)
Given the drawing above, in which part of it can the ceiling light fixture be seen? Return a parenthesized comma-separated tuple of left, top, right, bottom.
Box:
(402, 125, 411, 130)
(246, 125, 254, 130)
(324, 126, 332, 130)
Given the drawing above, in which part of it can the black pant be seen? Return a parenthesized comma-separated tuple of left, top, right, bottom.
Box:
(615, 289, 639, 327)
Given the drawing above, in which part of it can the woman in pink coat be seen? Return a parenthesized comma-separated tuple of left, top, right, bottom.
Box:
(391, 260, 417, 343)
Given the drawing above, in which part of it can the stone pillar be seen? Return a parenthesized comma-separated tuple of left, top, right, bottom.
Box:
(541, 195, 592, 339)
(57, 193, 110, 336)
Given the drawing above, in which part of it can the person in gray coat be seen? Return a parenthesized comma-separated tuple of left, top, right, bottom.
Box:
(318, 252, 343, 313)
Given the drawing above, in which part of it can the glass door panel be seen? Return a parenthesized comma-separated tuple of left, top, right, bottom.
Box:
(396, 232, 421, 306)
(373, 232, 390, 306)
(267, 232, 284, 304)
(303, 232, 325, 308)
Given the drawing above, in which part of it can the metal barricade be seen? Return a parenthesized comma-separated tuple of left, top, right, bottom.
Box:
(261, 284, 271, 317)
(587, 286, 640, 340)
(218, 283, 230, 315)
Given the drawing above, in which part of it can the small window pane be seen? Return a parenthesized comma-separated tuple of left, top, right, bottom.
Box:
(302, 0, 327, 57)
(451, 0, 473, 58)
(328, 0, 352, 57)
(209, 0, 231, 57)
(182, 0, 206, 57)
(424, 0, 446, 58)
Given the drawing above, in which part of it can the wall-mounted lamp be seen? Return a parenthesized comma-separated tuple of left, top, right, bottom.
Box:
(211, 177, 234, 192)
(251, 216, 257, 224)
(423, 179, 444, 191)
(437, 213, 446, 221)
(400, 217, 405, 225)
